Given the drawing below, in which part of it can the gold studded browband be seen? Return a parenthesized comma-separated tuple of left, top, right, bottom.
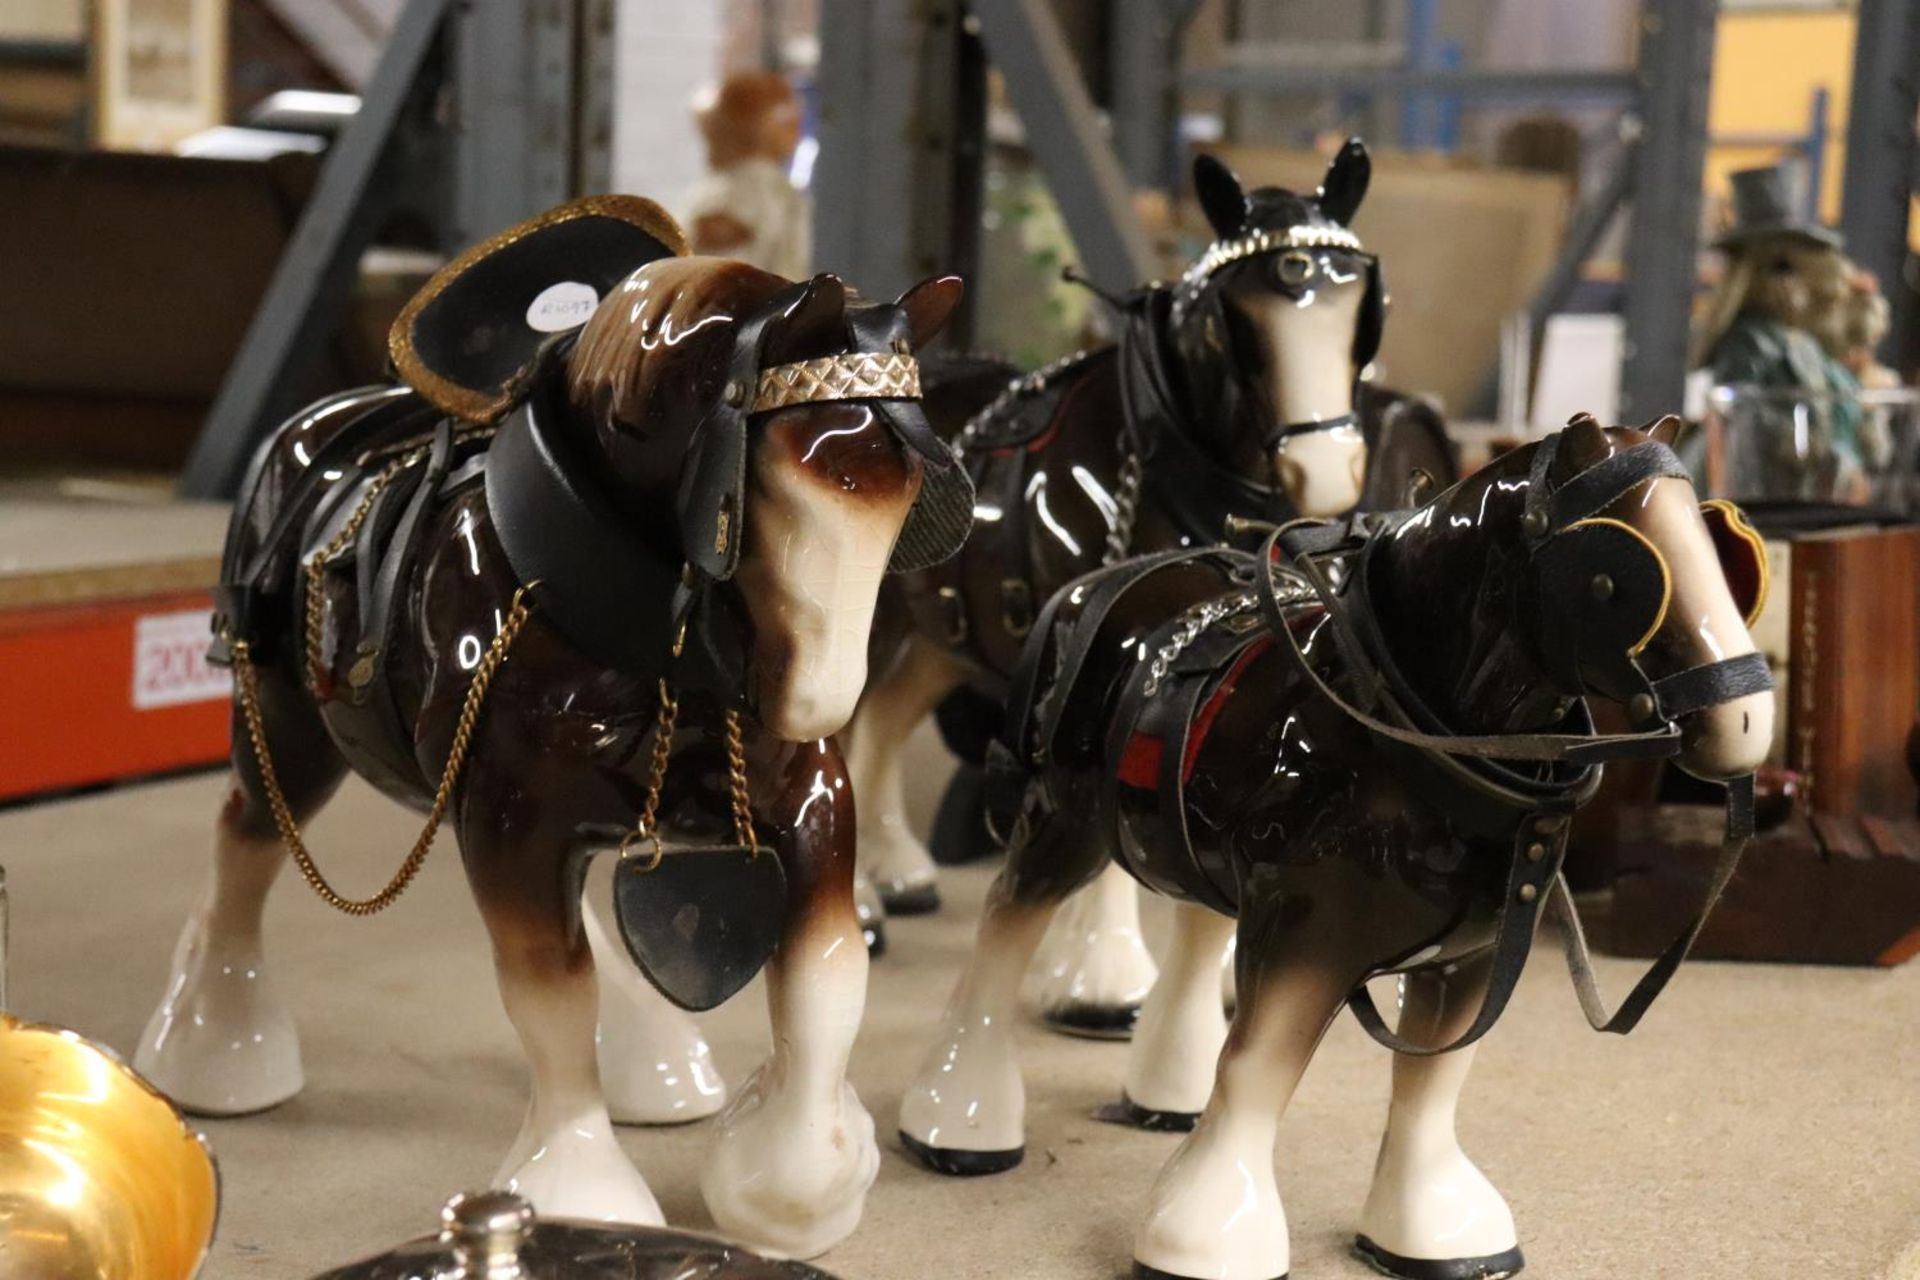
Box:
(1171, 223, 1369, 322)
(751, 352, 922, 414)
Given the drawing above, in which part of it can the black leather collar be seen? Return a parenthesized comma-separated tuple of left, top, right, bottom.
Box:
(1118, 292, 1299, 544)
(486, 365, 745, 698)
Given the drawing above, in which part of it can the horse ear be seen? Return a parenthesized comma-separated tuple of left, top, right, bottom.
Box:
(1193, 154, 1248, 238)
(895, 274, 966, 347)
(1644, 414, 1686, 448)
(774, 272, 848, 350)
(1552, 412, 1614, 482)
(1318, 137, 1371, 226)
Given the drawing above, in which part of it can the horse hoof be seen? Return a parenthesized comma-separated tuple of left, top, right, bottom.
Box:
(898, 1129, 1023, 1176)
(602, 1035, 728, 1126)
(705, 1073, 879, 1258)
(1094, 1092, 1199, 1133)
(877, 879, 941, 915)
(1041, 1000, 1141, 1039)
(1354, 1236, 1525, 1280)
(134, 941, 305, 1117)
(499, 1119, 663, 1226)
(1133, 1268, 1285, 1280)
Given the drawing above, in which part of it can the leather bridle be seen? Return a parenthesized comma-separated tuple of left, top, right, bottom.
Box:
(1250, 425, 1773, 1054)
(669, 283, 974, 672)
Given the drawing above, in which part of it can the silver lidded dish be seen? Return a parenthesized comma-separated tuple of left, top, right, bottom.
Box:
(308, 1191, 842, 1280)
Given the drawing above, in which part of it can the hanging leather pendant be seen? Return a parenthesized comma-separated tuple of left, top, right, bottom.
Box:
(611, 846, 787, 1012)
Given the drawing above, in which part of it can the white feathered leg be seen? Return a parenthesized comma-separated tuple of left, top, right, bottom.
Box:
(1032, 861, 1158, 1037)
(1357, 956, 1521, 1278)
(1115, 900, 1235, 1127)
(135, 783, 305, 1116)
(581, 879, 727, 1126)
(844, 638, 965, 915)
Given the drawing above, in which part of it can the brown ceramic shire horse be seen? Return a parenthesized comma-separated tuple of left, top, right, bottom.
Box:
(900, 416, 1775, 1280)
(134, 200, 967, 1258)
(848, 138, 1449, 1030)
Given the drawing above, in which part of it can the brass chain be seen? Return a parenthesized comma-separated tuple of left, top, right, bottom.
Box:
(304, 460, 405, 690)
(617, 689, 761, 872)
(1102, 442, 1144, 567)
(724, 709, 760, 854)
(618, 680, 680, 871)
(230, 583, 537, 915)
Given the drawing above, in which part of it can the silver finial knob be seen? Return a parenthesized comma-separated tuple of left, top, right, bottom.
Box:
(441, 1191, 534, 1278)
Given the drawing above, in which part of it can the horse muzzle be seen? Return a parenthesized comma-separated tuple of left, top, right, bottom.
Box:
(1269, 416, 1366, 518)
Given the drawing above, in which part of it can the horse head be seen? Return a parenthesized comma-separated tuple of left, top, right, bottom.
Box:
(567, 257, 967, 740)
(1171, 139, 1382, 517)
(1524, 414, 1774, 780)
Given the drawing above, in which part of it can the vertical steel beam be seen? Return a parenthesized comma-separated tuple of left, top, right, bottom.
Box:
(1618, 0, 1717, 421)
(812, 0, 921, 297)
(1840, 0, 1919, 363)
(1109, 0, 1181, 190)
(812, 0, 983, 336)
(574, 0, 618, 197)
(970, 0, 1157, 291)
(179, 0, 454, 498)
(449, 0, 579, 246)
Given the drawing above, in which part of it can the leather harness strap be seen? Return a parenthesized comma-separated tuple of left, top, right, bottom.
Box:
(487, 368, 717, 687)
(347, 419, 458, 789)
(1265, 409, 1358, 446)
(1243, 427, 1768, 1055)
(1005, 547, 1204, 764)
(996, 424, 1765, 1055)
(1119, 294, 1299, 546)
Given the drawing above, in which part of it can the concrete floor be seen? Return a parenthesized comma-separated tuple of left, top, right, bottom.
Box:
(5, 736, 1920, 1279)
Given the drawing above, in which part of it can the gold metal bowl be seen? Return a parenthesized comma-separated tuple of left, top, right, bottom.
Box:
(0, 1013, 218, 1280)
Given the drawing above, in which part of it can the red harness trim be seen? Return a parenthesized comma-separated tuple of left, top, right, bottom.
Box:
(987, 371, 1098, 457)
(1117, 636, 1275, 789)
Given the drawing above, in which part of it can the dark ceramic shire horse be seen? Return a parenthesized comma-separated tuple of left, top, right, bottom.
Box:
(847, 138, 1451, 1028)
(900, 416, 1775, 1280)
(134, 196, 969, 1258)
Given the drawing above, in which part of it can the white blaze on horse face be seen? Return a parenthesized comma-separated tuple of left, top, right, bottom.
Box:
(1630, 477, 1774, 780)
(1232, 272, 1369, 516)
(736, 407, 922, 741)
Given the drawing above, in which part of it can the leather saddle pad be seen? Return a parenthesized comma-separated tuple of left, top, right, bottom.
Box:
(958, 348, 1109, 454)
(390, 194, 688, 424)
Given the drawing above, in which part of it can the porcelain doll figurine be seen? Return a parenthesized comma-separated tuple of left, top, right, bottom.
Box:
(1693, 162, 1867, 492)
(684, 70, 810, 280)
(134, 195, 971, 1258)
(900, 414, 1775, 1280)
(846, 139, 1451, 1034)
(1832, 265, 1898, 390)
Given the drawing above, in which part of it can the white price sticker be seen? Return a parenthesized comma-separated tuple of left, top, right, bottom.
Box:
(525, 281, 601, 333)
(132, 609, 232, 710)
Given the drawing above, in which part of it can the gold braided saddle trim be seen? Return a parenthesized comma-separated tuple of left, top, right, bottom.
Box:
(752, 352, 922, 413)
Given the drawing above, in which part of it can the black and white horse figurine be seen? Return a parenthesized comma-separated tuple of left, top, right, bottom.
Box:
(899, 415, 1774, 1280)
(850, 141, 1446, 1030)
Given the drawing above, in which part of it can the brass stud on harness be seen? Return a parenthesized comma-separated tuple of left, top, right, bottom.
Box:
(724, 379, 748, 407)
(1525, 842, 1547, 862)
(1590, 573, 1615, 601)
(1534, 815, 1563, 834)
(1629, 692, 1657, 723)
(1518, 883, 1539, 904)
(1520, 510, 1549, 538)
